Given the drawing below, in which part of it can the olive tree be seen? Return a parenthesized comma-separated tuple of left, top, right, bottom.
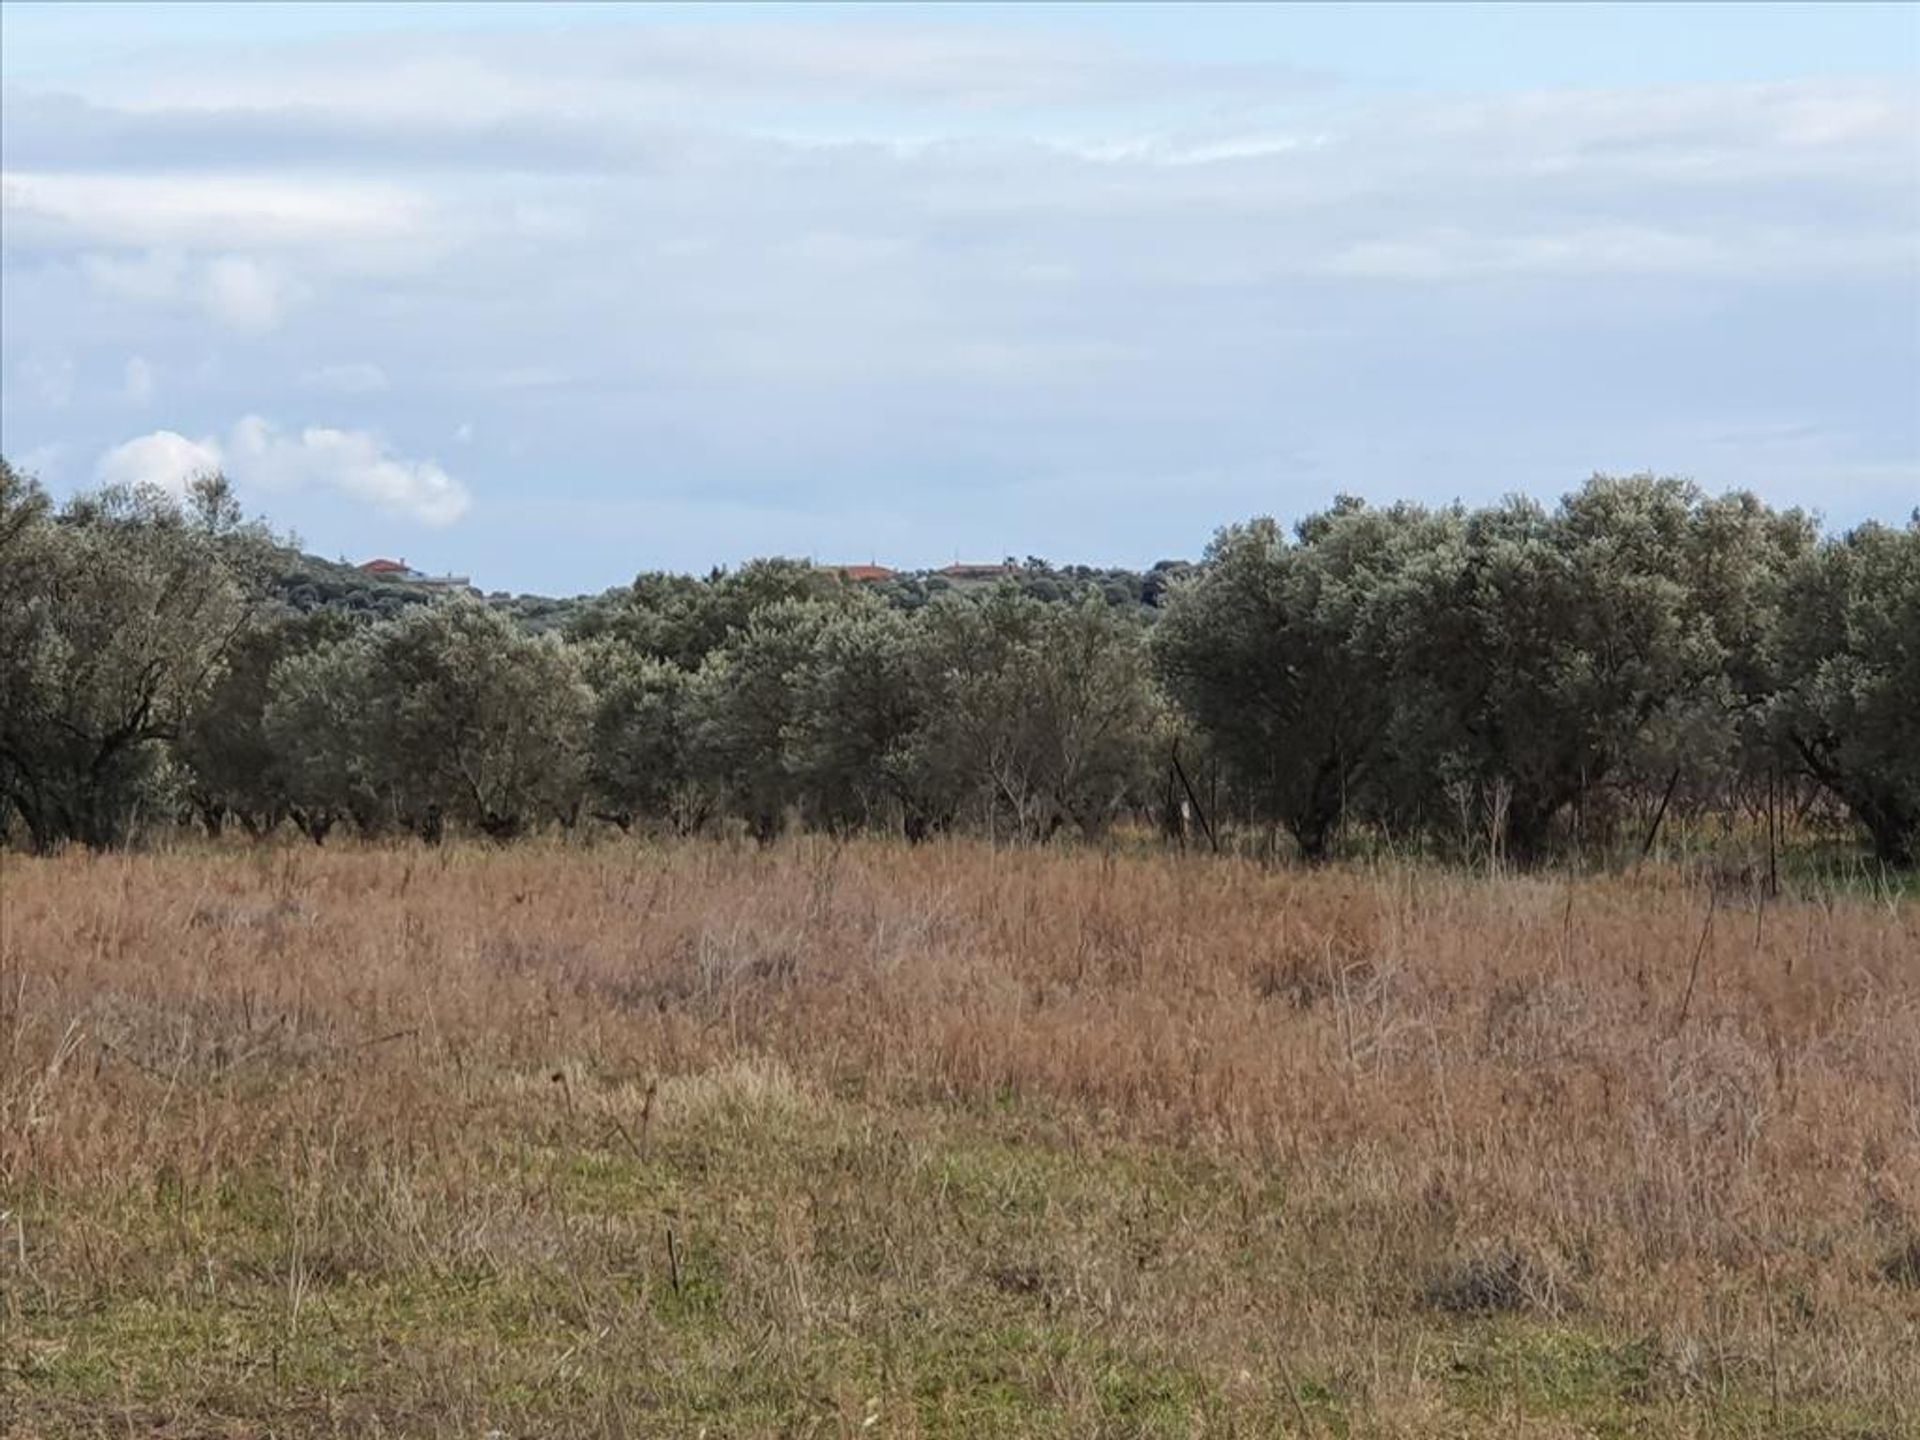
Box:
(908, 590, 1158, 840)
(177, 608, 359, 836)
(0, 460, 52, 844)
(1394, 478, 1731, 861)
(0, 467, 273, 850)
(783, 605, 927, 833)
(266, 600, 591, 840)
(261, 625, 386, 839)
(1768, 517, 1920, 867)
(1155, 501, 1436, 860)
(685, 599, 835, 840)
(1016, 599, 1162, 837)
(580, 642, 703, 831)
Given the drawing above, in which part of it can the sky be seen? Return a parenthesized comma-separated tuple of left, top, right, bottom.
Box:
(2, 2, 1916, 594)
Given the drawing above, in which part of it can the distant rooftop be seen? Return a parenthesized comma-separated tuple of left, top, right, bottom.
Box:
(358, 558, 472, 589)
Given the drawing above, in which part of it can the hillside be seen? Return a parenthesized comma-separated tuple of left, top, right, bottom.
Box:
(269, 549, 1197, 634)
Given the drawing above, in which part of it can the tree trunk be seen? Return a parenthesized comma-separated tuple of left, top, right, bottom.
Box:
(1844, 785, 1917, 869)
(1502, 790, 1566, 867)
(1792, 737, 1917, 870)
(1284, 752, 1345, 864)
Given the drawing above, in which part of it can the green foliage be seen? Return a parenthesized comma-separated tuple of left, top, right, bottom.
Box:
(1156, 500, 1443, 859)
(687, 598, 842, 839)
(783, 605, 927, 831)
(175, 607, 361, 836)
(1157, 476, 1908, 866)
(260, 627, 386, 837)
(581, 643, 702, 831)
(1, 459, 1912, 865)
(266, 601, 592, 839)
(1378, 477, 1820, 861)
(270, 551, 435, 620)
(915, 592, 1159, 840)
(0, 465, 275, 850)
(1397, 480, 1728, 859)
(1768, 518, 1920, 866)
(572, 559, 856, 669)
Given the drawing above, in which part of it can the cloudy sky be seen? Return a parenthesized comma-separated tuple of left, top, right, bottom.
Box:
(3, 2, 1916, 593)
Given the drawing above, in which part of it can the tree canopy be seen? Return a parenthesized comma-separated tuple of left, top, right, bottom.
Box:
(2, 458, 1913, 868)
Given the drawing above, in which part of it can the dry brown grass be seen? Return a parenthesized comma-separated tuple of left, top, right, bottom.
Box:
(3, 837, 1917, 1437)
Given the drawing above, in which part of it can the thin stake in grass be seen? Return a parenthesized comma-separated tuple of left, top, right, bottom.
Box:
(1673, 886, 1719, 1034)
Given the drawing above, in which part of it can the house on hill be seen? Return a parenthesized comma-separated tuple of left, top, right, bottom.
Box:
(825, 563, 897, 583)
(357, 557, 475, 592)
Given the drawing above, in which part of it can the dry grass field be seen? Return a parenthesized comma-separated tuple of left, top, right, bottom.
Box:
(3, 838, 1918, 1438)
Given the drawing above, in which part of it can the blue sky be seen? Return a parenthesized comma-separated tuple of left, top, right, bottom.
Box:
(3, 2, 1915, 592)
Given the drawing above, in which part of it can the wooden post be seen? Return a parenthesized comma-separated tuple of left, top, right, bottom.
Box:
(1170, 744, 1218, 854)
(1766, 761, 1779, 899)
(1636, 768, 1682, 868)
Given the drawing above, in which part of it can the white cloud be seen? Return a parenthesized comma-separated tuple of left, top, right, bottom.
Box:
(80, 248, 186, 303)
(2, 171, 428, 248)
(72, 249, 307, 330)
(473, 367, 570, 391)
(95, 429, 222, 495)
(1319, 222, 1916, 283)
(202, 254, 296, 331)
(300, 361, 389, 394)
(92, 20, 1284, 128)
(123, 356, 155, 403)
(226, 416, 469, 524)
(1064, 131, 1329, 166)
(3, 18, 1912, 583)
(96, 418, 471, 525)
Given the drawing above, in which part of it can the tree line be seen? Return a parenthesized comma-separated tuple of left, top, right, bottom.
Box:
(2, 458, 1914, 867)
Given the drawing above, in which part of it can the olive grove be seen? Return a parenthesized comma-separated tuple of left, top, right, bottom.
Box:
(2, 458, 1914, 867)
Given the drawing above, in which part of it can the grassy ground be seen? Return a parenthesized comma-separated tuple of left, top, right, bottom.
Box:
(3, 838, 1917, 1437)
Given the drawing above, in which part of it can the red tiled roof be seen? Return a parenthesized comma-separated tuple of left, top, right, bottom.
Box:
(359, 558, 410, 573)
(835, 564, 896, 582)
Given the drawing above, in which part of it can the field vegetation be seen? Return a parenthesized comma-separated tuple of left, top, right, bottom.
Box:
(4, 838, 1918, 1436)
